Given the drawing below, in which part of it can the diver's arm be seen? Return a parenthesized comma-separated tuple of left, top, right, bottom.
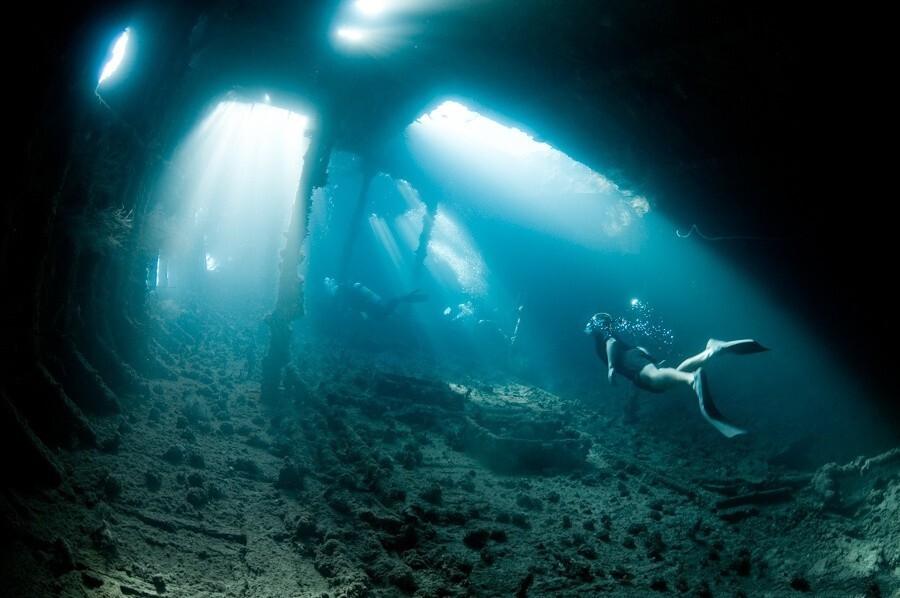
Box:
(606, 337, 618, 385)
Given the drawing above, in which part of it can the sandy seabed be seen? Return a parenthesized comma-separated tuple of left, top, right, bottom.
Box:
(2, 312, 898, 598)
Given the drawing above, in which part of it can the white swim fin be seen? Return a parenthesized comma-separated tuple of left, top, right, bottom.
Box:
(693, 368, 747, 438)
(707, 339, 770, 356)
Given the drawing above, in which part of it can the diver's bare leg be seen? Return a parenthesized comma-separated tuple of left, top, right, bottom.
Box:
(675, 346, 714, 372)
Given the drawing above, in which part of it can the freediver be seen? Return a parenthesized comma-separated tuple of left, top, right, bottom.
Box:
(583, 312, 769, 437)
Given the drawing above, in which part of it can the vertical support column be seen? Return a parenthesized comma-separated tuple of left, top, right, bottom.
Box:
(261, 118, 332, 403)
(336, 160, 376, 282)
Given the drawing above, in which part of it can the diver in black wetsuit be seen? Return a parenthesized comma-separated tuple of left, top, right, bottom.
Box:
(584, 312, 769, 438)
(324, 277, 428, 320)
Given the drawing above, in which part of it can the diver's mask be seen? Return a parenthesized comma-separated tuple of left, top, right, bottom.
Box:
(584, 312, 612, 335)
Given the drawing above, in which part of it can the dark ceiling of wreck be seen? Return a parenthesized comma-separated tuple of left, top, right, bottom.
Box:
(33, 0, 820, 229)
(7, 0, 893, 484)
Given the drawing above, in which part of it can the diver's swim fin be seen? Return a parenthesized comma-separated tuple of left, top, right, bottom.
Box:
(693, 368, 747, 438)
(707, 338, 770, 356)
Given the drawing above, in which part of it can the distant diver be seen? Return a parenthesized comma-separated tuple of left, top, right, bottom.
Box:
(324, 277, 429, 320)
(478, 304, 525, 348)
(584, 312, 769, 437)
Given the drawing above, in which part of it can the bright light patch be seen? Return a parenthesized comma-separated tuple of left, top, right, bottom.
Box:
(98, 28, 130, 85)
(395, 178, 423, 210)
(331, 0, 418, 56)
(356, 0, 385, 16)
(152, 99, 310, 304)
(369, 213, 404, 270)
(336, 27, 366, 42)
(427, 209, 488, 296)
(393, 192, 488, 296)
(155, 255, 168, 289)
(333, 23, 412, 55)
(422, 101, 543, 158)
(406, 100, 649, 251)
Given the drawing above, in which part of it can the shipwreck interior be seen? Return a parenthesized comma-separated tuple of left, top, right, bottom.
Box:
(4, 1, 898, 596)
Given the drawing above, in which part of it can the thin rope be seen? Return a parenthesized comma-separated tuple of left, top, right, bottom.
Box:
(675, 224, 787, 241)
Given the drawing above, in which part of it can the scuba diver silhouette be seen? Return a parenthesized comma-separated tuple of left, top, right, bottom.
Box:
(324, 278, 428, 320)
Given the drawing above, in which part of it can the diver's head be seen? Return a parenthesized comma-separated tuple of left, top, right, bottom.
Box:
(584, 312, 612, 335)
(324, 277, 338, 296)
